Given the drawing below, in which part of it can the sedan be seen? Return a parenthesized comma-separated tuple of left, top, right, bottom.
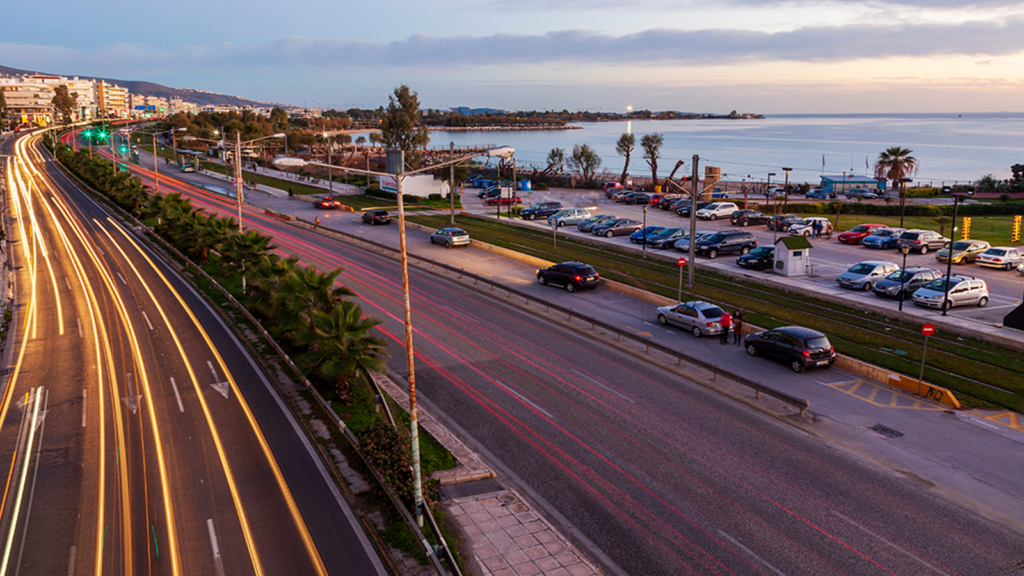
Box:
(838, 224, 888, 245)
(429, 227, 470, 248)
(736, 246, 774, 270)
(629, 226, 666, 244)
(977, 247, 1024, 270)
(936, 240, 991, 264)
(860, 228, 906, 249)
(484, 195, 522, 206)
(730, 210, 770, 227)
(577, 214, 618, 232)
(656, 301, 727, 337)
(837, 261, 900, 291)
(745, 326, 836, 373)
(592, 218, 643, 237)
(646, 227, 688, 249)
(623, 193, 652, 205)
(805, 189, 828, 199)
(315, 197, 343, 210)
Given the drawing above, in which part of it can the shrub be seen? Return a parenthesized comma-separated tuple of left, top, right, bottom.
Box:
(427, 193, 442, 201)
(364, 187, 421, 204)
(359, 418, 415, 500)
(533, 182, 549, 191)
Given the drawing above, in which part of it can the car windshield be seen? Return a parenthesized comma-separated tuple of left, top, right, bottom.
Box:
(701, 306, 726, 318)
(701, 234, 725, 243)
(576, 266, 597, 276)
(805, 336, 831, 349)
(850, 225, 870, 233)
(551, 210, 568, 217)
(874, 230, 895, 237)
(655, 228, 679, 237)
(749, 247, 773, 257)
(985, 249, 1006, 255)
(950, 241, 972, 250)
(886, 270, 911, 281)
(641, 226, 662, 233)
(900, 232, 919, 239)
(923, 278, 953, 291)
(450, 229, 467, 237)
(848, 263, 877, 274)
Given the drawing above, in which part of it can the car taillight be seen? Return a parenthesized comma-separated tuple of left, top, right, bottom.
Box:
(706, 322, 714, 328)
(802, 350, 811, 358)
(830, 346, 835, 354)
(575, 275, 582, 282)
(993, 258, 1003, 263)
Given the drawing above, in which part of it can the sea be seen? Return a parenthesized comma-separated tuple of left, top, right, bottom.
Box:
(380, 113, 1024, 187)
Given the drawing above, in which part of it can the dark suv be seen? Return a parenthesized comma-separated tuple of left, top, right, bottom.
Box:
(675, 202, 710, 217)
(745, 326, 836, 373)
(898, 230, 948, 254)
(536, 262, 600, 293)
(693, 231, 757, 259)
(520, 201, 563, 220)
(362, 209, 391, 225)
(766, 214, 802, 231)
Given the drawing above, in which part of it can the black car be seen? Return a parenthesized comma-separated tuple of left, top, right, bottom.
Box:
(623, 193, 651, 205)
(662, 197, 688, 211)
(362, 209, 391, 225)
(872, 267, 943, 299)
(766, 214, 802, 231)
(646, 227, 687, 249)
(577, 214, 618, 232)
(520, 201, 563, 220)
(745, 326, 836, 373)
(477, 186, 502, 199)
(736, 246, 774, 270)
(730, 210, 770, 227)
(693, 231, 757, 259)
(675, 202, 710, 217)
(656, 195, 682, 209)
(537, 261, 600, 293)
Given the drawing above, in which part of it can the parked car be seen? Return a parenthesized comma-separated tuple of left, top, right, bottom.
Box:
(860, 228, 906, 249)
(630, 226, 666, 244)
(429, 227, 470, 248)
(656, 194, 682, 209)
(592, 218, 643, 238)
(836, 261, 900, 291)
(623, 193, 652, 205)
(315, 197, 343, 210)
(897, 229, 949, 254)
(766, 214, 802, 232)
(548, 208, 592, 227)
(788, 217, 834, 238)
(765, 186, 785, 198)
(745, 326, 836, 373)
(603, 181, 624, 197)
(710, 191, 731, 200)
(484, 195, 522, 206)
(520, 201, 563, 220)
(976, 247, 1024, 270)
(656, 300, 727, 338)
(477, 185, 501, 199)
(611, 190, 633, 202)
(180, 163, 195, 173)
(805, 189, 827, 199)
(845, 188, 880, 200)
(675, 202, 710, 217)
(736, 246, 774, 270)
(577, 214, 618, 232)
(645, 227, 687, 249)
(730, 210, 770, 227)
(696, 202, 739, 221)
(872, 267, 943, 299)
(693, 231, 758, 259)
(537, 261, 600, 293)
(838, 223, 888, 245)
(912, 276, 989, 311)
(361, 209, 391, 225)
(660, 196, 686, 210)
(936, 240, 991, 264)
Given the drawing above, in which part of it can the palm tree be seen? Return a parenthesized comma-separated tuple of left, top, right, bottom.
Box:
(295, 301, 387, 401)
(226, 231, 278, 294)
(615, 133, 635, 186)
(874, 147, 919, 195)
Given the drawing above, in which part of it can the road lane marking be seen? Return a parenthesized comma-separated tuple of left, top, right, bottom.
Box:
(76, 318, 82, 338)
(65, 276, 71, 290)
(67, 546, 76, 576)
(82, 390, 87, 428)
(831, 511, 952, 575)
(493, 380, 554, 419)
(717, 530, 788, 576)
(206, 519, 226, 576)
(571, 368, 635, 404)
(441, 305, 479, 324)
(116, 272, 127, 285)
(169, 378, 184, 413)
(141, 311, 154, 331)
(207, 361, 230, 399)
(94, 245, 104, 256)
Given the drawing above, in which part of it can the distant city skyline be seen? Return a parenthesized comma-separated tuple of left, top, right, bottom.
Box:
(3, 0, 1023, 113)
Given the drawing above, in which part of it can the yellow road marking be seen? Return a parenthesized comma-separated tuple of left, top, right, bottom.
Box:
(828, 380, 945, 410)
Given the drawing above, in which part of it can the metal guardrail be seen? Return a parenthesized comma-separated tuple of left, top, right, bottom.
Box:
(293, 215, 810, 416)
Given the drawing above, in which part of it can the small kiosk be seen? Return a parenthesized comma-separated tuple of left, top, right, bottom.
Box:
(774, 236, 813, 277)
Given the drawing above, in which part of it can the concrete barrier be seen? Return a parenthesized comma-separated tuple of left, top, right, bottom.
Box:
(835, 354, 960, 408)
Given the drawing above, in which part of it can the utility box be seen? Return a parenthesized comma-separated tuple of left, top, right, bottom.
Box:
(774, 236, 813, 277)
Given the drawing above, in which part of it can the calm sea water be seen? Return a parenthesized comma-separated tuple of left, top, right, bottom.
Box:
(402, 113, 1024, 186)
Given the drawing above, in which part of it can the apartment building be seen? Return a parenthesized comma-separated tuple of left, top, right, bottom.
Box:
(97, 80, 129, 118)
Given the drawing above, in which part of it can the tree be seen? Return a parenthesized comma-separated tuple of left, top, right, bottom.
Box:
(615, 133, 635, 186)
(932, 215, 952, 238)
(873, 146, 918, 194)
(52, 85, 79, 125)
(270, 107, 289, 130)
(641, 133, 664, 188)
(540, 148, 565, 178)
(380, 85, 430, 153)
(0, 90, 7, 131)
(295, 301, 387, 401)
(568, 144, 602, 187)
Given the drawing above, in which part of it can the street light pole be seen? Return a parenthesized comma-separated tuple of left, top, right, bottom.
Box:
(642, 205, 648, 256)
(899, 246, 910, 311)
(235, 131, 244, 233)
(941, 194, 961, 316)
(449, 142, 456, 227)
(900, 177, 912, 229)
(688, 154, 699, 289)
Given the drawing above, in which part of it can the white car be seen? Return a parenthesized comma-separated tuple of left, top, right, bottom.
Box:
(976, 247, 1024, 270)
(836, 261, 900, 291)
(695, 202, 739, 221)
(548, 208, 592, 227)
(788, 217, 833, 237)
(912, 276, 989, 310)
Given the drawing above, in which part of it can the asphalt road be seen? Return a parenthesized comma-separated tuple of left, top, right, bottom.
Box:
(1, 132, 384, 576)
(105, 139, 1024, 575)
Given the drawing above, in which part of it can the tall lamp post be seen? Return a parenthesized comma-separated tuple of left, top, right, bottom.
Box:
(898, 245, 911, 311)
(642, 205, 648, 256)
(273, 145, 516, 527)
(899, 177, 913, 228)
(941, 194, 962, 316)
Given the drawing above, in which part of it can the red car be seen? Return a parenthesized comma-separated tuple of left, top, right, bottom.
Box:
(648, 194, 665, 206)
(838, 223, 887, 244)
(485, 195, 522, 206)
(316, 197, 342, 210)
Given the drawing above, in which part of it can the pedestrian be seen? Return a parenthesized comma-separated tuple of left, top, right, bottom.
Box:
(813, 220, 822, 239)
(732, 310, 744, 345)
(719, 310, 733, 345)
(288, 186, 294, 198)
(314, 216, 321, 226)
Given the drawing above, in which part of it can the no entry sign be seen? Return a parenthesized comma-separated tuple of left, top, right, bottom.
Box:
(921, 323, 936, 336)
(677, 257, 688, 267)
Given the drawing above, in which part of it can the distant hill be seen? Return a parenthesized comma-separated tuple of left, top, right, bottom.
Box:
(0, 63, 289, 109)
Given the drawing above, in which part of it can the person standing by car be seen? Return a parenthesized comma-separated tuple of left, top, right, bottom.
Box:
(732, 310, 744, 344)
(813, 220, 822, 239)
(719, 311, 733, 344)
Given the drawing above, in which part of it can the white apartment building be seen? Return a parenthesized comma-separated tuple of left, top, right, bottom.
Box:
(97, 80, 129, 118)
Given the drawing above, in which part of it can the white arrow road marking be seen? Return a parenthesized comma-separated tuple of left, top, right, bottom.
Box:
(207, 361, 230, 399)
(121, 373, 141, 415)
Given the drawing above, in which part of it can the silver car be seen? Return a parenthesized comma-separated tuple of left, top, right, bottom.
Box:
(912, 276, 989, 310)
(976, 247, 1024, 270)
(548, 208, 592, 227)
(577, 214, 617, 233)
(656, 301, 727, 337)
(836, 261, 900, 291)
(429, 227, 470, 248)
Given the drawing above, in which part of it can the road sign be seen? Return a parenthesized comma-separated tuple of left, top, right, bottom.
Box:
(921, 323, 936, 336)
(677, 257, 688, 267)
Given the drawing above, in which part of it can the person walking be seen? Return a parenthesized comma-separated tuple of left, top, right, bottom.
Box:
(732, 310, 744, 345)
(719, 310, 733, 345)
(813, 219, 822, 239)
(288, 186, 294, 198)
(314, 216, 321, 226)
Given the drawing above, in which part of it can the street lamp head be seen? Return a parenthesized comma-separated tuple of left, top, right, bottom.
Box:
(901, 246, 911, 255)
(768, 172, 776, 176)
(270, 133, 286, 139)
(485, 146, 516, 159)
(272, 155, 306, 168)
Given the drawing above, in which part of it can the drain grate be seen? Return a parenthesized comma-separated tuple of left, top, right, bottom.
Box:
(871, 424, 904, 438)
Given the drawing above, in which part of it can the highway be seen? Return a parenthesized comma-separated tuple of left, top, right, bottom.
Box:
(0, 132, 385, 576)
(92, 133, 1024, 575)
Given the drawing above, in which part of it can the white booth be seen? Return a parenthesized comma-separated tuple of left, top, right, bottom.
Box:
(774, 236, 813, 277)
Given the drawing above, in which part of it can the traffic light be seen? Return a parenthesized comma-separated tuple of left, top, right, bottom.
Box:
(1013, 215, 1021, 243)
(961, 217, 971, 240)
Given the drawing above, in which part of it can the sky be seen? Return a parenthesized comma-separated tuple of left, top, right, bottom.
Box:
(3, 0, 1024, 113)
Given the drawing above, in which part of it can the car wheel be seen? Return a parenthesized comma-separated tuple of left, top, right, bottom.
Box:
(1005, 263, 1013, 271)
(528, 214, 536, 220)
(746, 344, 758, 356)
(920, 245, 929, 254)
(791, 360, 805, 373)
(537, 275, 546, 286)
(566, 282, 576, 293)
(710, 214, 718, 221)
(691, 326, 702, 338)
(658, 314, 668, 326)
(977, 296, 989, 307)
(558, 221, 565, 227)
(708, 249, 719, 259)
(803, 230, 811, 237)
(862, 282, 873, 292)
(429, 237, 435, 244)
(740, 246, 751, 255)
(606, 231, 614, 238)
(445, 241, 452, 249)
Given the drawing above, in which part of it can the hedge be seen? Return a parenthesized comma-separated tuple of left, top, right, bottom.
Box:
(759, 202, 1024, 217)
(365, 186, 421, 204)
